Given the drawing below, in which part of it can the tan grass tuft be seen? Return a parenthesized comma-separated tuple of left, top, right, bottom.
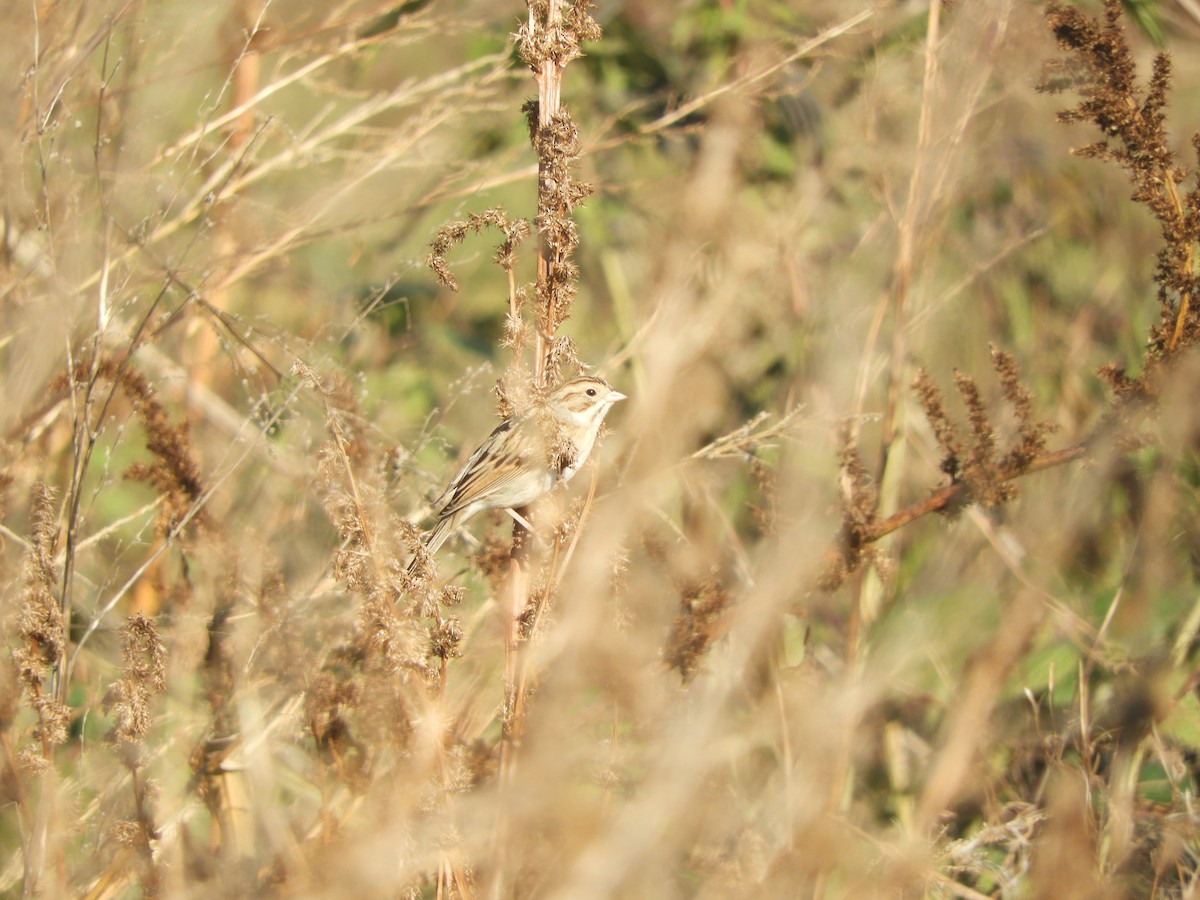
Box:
(102, 613, 167, 744)
(13, 483, 70, 756)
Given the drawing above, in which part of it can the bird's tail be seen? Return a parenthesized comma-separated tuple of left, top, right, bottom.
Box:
(405, 516, 454, 576)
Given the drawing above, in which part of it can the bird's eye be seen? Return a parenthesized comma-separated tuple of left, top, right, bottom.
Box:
(586, 388, 596, 397)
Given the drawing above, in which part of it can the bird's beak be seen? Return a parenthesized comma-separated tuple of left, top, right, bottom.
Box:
(607, 390, 627, 403)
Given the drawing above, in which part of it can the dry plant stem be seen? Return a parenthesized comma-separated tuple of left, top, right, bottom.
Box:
(1157, 144, 1197, 352)
(228, 1, 264, 154)
(433, 733, 474, 900)
(532, 0, 565, 386)
(56, 287, 170, 704)
(503, 529, 529, 750)
(495, 0, 591, 871)
(843, 4, 942, 750)
(871, 441, 1086, 541)
(878, 0, 941, 470)
(507, 560, 531, 744)
(1137, 111, 1193, 354)
(493, 0, 564, 875)
(24, 778, 54, 899)
(0, 732, 29, 831)
(57, 356, 99, 703)
(191, 3, 266, 392)
(773, 670, 796, 852)
(492, 514, 530, 898)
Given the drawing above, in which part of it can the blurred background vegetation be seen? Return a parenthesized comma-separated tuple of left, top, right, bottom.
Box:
(3, 0, 1200, 896)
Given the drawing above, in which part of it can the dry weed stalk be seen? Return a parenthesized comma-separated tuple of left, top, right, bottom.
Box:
(518, 0, 601, 282)
(823, 349, 1061, 592)
(806, 9, 1200, 887)
(824, 0, 1200, 595)
(50, 356, 209, 674)
(103, 613, 167, 745)
(11, 483, 67, 896)
(428, 0, 599, 388)
(1042, 0, 1200, 370)
(423, 3, 602, 891)
(490, 3, 602, 818)
(100, 614, 167, 895)
(13, 483, 68, 766)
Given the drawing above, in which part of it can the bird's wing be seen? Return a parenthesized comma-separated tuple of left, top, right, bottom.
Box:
(435, 420, 529, 517)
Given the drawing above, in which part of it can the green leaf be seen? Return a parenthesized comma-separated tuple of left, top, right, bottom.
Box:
(1123, 0, 1166, 47)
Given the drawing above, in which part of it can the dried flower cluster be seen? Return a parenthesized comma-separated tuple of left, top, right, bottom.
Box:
(427, 207, 530, 296)
(525, 104, 590, 383)
(1041, 0, 1200, 389)
(428, 1, 600, 403)
(120, 373, 207, 535)
(296, 361, 468, 713)
(917, 348, 1056, 510)
(102, 614, 167, 744)
(101, 615, 167, 892)
(53, 357, 207, 535)
(299, 361, 460, 678)
(819, 0, 1200, 601)
(822, 350, 1055, 591)
(304, 670, 367, 789)
(819, 424, 880, 593)
(515, 0, 601, 72)
(12, 483, 69, 763)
